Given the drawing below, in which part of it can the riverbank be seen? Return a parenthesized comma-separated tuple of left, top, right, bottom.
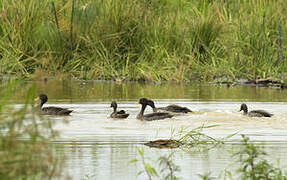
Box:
(0, 0, 286, 82)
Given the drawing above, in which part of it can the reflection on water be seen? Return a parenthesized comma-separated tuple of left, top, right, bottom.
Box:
(2, 79, 287, 179)
(2, 79, 287, 102)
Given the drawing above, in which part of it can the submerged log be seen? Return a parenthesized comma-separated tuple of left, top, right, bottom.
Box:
(214, 77, 287, 89)
(144, 139, 182, 149)
(244, 78, 287, 89)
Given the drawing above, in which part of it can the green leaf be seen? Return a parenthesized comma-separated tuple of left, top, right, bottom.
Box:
(144, 163, 159, 177)
(137, 171, 144, 176)
(128, 159, 139, 164)
(225, 131, 239, 140)
(136, 147, 144, 156)
(226, 171, 233, 180)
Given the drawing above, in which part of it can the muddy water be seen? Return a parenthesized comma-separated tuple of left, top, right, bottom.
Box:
(4, 80, 287, 179)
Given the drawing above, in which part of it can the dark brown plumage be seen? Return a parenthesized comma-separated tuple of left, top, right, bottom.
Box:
(35, 94, 72, 115)
(239, 103, 273, 117)
(147, 99, 192, 113)
(110, 101, 129, 119)
(136, 98, 174, 121)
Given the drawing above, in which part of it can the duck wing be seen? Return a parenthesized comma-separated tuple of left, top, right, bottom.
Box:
(42, 106, 73, 115)
(117, 110, 126, 114)
(158, 104, 192, 113)
(115, 113, 129, 119)
(143, 112, 174, 121)
(110, 112, 129, 118)
(249, 110, 273, 117)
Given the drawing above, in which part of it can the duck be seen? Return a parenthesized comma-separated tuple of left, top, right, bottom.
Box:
(239, 103, 273, 117)
(110, 101, 129, 119)
(35, 94, 73, 115)
(136, 98, 174, 121)
(146, 99, 192, 113)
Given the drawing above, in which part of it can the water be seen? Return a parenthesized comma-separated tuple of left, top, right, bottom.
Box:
(3, 80, 287, 179)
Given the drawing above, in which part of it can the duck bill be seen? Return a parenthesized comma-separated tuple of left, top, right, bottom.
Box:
(34, 97, 40, 102)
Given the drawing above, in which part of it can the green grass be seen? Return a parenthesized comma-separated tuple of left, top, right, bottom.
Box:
(0, 0, 286, 82)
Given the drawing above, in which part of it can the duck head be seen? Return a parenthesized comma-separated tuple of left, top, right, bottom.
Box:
(239, 103, 248, 114)
(137, 98, 149, 105)
(35, 94, 48, 107)
(110, 101, 117, 108)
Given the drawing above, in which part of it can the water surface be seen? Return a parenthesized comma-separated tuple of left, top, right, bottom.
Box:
(3, 80, 287, 179)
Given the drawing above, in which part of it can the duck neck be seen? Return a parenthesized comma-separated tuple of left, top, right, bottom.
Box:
(113, 106, 117, 113)
(41, 101, 45, 108)
(147, 100, 157, 112)
(137, 104, 147, 119)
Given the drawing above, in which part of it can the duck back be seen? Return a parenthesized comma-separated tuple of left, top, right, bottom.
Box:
(42, 106, 73, 115)
(249, 110, 273, 117)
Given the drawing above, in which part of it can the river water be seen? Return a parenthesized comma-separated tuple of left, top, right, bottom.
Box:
(5, 80, 287, 179)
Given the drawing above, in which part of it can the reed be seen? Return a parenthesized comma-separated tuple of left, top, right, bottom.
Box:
(0, 0, 286, 81)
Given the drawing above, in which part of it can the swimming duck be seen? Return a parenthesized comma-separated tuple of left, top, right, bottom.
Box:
(136, 98, 174, 121)
(147, 99, 192, 113)
(35, 94, 73, 115)
(110, 101, 129, 119)
(239, 103, 273, 117)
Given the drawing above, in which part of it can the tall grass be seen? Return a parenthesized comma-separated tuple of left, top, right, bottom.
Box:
(0, 0, 286, 81)
(0, 81, 63, 179)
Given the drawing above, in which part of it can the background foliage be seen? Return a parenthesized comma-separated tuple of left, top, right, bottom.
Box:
(0, 0, 286, 81)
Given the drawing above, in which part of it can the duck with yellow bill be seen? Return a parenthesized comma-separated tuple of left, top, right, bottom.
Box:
(35, 94, 73, 115)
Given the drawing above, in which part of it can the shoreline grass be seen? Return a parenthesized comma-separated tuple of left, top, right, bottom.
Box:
(0, 0, 286, 82)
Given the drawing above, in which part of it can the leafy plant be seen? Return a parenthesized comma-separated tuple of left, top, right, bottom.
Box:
(131, 147, 180, 180)
(0, 80, 64, 179)
(235, 134, 287, 180)
(134, 131, 287, 180)
(198, 172, 215, 180)
(158, 153, 180, 180)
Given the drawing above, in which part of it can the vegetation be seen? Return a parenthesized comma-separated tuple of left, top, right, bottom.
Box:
(131, 147, 180, 180)
(235, 135, 286, 180)
(134, 134, 287, 180)
(175, 124, 231, 149)
(0, 0, 286, 81)
(144, 124, 236, 149)
(0, 81, 64, 179)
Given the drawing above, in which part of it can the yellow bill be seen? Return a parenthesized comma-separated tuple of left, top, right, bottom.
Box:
(34, 97, 40, 102)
